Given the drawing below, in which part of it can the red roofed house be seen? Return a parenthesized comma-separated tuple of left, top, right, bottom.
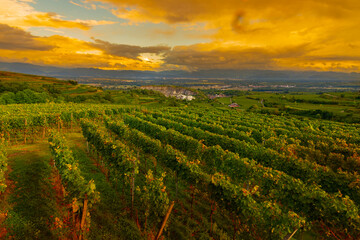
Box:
(228, 103, 240, 108)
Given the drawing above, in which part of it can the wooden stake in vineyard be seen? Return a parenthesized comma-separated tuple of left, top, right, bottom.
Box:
(155, 201, 175, 240)
(283, 229, 298, 240)
(72, 199, 77, 240)
(79, 196, 88, 240)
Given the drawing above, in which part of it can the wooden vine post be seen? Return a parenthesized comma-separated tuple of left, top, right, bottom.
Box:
(79, 195, 88, 240)
(283, 229, 298, 240)
(155, 201, 175, 240)
(72, 199, 77, 240)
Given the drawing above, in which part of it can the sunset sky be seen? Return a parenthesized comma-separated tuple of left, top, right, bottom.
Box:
(0, 0, 359, 72)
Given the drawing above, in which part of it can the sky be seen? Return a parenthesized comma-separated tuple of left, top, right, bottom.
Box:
(0, 0, 359, 72)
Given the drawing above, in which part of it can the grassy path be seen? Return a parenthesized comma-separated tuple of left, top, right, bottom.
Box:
(5, 142, 58, 239)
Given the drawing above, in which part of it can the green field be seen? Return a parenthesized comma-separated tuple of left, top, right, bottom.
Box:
(227, 92, 360, 123)
(0, 101, 359, 239)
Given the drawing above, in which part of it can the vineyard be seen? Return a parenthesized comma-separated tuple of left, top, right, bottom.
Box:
(0, 103, 359, 239)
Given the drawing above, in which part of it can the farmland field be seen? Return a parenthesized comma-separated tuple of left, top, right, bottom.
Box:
(0, 102, 359, 240)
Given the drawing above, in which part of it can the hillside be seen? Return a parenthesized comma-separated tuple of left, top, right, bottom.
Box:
(0, 71, 107, 104)
(0, 71, 99, 95)
(0, 71, 62, 84)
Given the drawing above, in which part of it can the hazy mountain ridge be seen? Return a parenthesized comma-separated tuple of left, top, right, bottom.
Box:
(0, 62, 359, 82)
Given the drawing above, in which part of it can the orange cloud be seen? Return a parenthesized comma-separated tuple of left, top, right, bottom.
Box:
(23, 13, 90, 30)
(90, 0, 359, 25)
(0, 0, 115, 29)
(70, 0, 98, 10)
(92, 0, 237, 24)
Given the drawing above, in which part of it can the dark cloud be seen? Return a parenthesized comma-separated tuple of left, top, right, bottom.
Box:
(231, 10, 246, 32)
(0, 24, 53, 51)
(165, 14, 190, 23)
(90, 38, 171, 59)
(165, 46, 274, 70)
(276, 44, 313, 58)
(305, 56, 360, 61)
(164, 44, 312, 70)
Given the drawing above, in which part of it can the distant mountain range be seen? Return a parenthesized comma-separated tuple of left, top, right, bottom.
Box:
(0, 61, 359, 82)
